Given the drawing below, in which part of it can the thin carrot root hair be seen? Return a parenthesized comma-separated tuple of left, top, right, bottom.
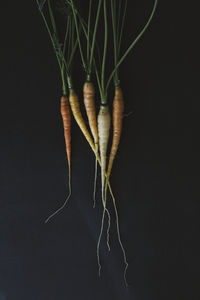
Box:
(108, 184, 128, 287)
(96, 186, 112, 276)
(93, 143, 98, 208)
(96, 198, 107, 276)
(45, 96, 72, 223)
(45, 174, 72, 224)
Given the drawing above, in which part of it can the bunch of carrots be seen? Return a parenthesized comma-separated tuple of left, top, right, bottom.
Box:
(35, 0, 158, 286)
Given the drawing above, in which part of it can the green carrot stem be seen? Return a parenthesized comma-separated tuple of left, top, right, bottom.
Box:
(88, 0, 103, 77)
(118, 0, 128, 57)
(100, 0, 108, 105)
(67, 76, 73, 90)
(87, 0, 92, 64)
(36, 1, 68, 94)
(106, 0, 158, 92)
(69, 0, 87, 73)
(47, 0, 57, 33)
(111, 0, 119, 86)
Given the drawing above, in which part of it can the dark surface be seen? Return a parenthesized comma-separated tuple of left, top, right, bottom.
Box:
(0, 1, 200, 299)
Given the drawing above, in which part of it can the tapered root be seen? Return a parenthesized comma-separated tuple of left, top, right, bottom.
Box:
(45, 96, 72, 223)
(83, 81, 99, 143)
(105, 87, 124, 203)
(93, 143, 98, 208)
(69, 89, 96, 152)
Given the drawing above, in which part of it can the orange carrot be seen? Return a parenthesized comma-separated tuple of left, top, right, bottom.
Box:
(45, 96, 71, 223)
(61, 96, 71, 172)
(83, 81, 98, 144)
(104, 87, 128, 286)
(105, 87, 124, 194)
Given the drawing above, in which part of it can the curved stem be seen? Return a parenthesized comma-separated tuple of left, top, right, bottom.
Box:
(45, 171, 71, 223)
(68, 38, 78, 71)
(95, 65, 103, 101)
(69, 0, 87, 72)
(88, 0, 103, 76)
(111, 0, 119, 86)
(63, 18, 70, 57)
(106, 0, 158, 92)
(48, 0, 57, 33)
(118, 0, 128, 57)
(101, 0, 108, 104)
(67, 17, 72, 63)
(36, 0, 68, 93)
(87, 0, 92, 64)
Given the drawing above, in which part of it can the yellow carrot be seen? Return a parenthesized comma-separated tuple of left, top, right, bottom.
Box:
(83, 81, 99, 207)
(69, 89, 95, 152)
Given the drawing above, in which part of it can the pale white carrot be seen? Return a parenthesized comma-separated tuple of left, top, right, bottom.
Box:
(97, 104, 111, 275)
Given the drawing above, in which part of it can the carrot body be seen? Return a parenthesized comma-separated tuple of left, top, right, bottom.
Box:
(98, 105, 111, 200)
(105, 87, 124, 192)
(69, 89, 96, 153)
(61, 96, 71, 171)
(83, 81, 99, 144)
(83, 81, 99, 207)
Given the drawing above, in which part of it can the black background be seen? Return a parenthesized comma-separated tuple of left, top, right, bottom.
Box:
(0, 1, 200, 299)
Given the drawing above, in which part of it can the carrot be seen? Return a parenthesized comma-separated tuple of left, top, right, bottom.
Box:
(102, 87, 129, 285)
(45, 96, 72, 223)
(83, 81, 99, 207)
(69, 89, 95, 152)
(61, 96, 71, 173)
(97, 105, 111, 201)
(97, 104, 111, 274)
(83, 81, 98, 144)
(105, 86, 124, 196)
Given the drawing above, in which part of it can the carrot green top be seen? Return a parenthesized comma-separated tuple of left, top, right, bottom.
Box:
(36, 0, 158, 101)
(36, 0, 78, 94)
